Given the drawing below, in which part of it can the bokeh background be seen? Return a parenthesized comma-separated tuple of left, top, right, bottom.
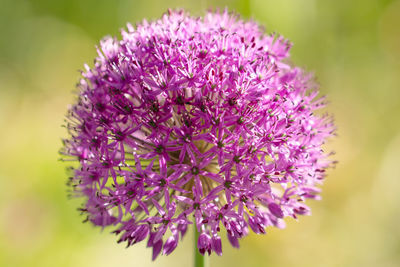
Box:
(1, 0, 399, 266)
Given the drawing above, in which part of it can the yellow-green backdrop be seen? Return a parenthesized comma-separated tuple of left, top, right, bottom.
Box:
(1, 0, 399, 266)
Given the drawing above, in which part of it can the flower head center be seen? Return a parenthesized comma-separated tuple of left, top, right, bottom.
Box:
(191, 166, 200, 175)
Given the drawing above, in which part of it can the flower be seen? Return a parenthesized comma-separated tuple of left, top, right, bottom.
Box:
(62, 9, 335, 259)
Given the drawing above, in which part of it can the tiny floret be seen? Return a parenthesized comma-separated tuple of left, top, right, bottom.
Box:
(62, 9, 335, 259)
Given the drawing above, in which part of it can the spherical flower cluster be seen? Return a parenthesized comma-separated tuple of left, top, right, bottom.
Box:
(62, 10, 335, 259)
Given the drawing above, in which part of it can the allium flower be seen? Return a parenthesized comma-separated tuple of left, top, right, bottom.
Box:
(62, 9, 335, 259)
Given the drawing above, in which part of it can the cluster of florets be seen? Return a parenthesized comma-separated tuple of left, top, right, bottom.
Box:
(62, 10, 334, 260)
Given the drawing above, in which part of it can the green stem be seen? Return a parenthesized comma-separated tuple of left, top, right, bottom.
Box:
(194, 227, 207, 267)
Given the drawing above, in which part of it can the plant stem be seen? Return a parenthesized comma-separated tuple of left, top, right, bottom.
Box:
(194, 226, 207, 267)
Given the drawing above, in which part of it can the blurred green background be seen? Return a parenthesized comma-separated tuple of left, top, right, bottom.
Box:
(1, 0, 399, 266)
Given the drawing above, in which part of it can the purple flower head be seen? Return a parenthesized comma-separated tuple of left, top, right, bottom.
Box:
(62, 9, 335, 259)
